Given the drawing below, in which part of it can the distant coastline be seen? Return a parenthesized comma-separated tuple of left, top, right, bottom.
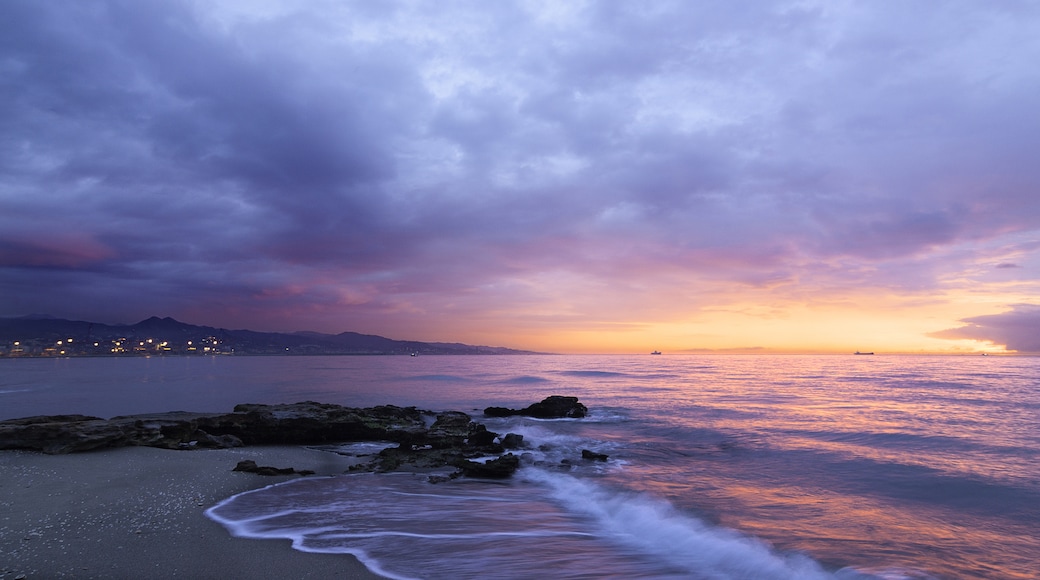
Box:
(0, 315, 541, 358)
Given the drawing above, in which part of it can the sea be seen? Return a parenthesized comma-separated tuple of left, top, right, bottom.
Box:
(1, 354, 1037, 579)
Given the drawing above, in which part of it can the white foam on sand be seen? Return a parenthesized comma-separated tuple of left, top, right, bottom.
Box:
(205, 468, 889, 580)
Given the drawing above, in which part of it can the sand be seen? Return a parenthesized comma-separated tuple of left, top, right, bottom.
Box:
(0, 446, 387, 579)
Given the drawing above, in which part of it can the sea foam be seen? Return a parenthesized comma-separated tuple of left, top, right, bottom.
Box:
(521, 469, 881, 580)
(206, 468, 883, 579)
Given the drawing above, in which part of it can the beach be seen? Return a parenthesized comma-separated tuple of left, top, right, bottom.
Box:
(0, 445, 385, 579)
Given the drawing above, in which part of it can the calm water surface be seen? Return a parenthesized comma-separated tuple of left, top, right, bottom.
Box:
(2, 354, 1037, 579)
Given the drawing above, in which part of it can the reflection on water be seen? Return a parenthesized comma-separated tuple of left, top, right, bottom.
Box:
(4, 354, 1039, 578)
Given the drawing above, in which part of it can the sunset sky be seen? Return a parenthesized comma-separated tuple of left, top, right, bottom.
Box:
(2, 1, 1039, 354)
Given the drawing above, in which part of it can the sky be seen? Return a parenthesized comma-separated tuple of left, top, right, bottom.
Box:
(2, 0, 1039, 354)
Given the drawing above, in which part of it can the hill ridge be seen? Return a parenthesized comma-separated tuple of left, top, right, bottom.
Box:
(0, 316, 540, 356)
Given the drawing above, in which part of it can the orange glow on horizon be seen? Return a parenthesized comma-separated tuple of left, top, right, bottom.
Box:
(416, 299, 1018, 355)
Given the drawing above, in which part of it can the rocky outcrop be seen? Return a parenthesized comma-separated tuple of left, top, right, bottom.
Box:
(368, 411, 510, 474)
(0, 402, 432, 454)
(0, 414, 127, 454)
(0, 397, 591, 480)
(483, 395, 588, 419)
(204, 402, 432, 446)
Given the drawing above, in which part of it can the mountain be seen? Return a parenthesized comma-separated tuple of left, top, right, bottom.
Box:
(0, 316, 540, 356)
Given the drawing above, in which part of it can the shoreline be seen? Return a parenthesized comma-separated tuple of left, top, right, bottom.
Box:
(0, 446, 387, 579)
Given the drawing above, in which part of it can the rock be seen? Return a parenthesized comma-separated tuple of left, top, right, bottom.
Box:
(371, 432, 504, 474)
(0, 398, 587, 481)
(523, 396, 588, 419)
(457, 454, 520, 478)
(193, 430, 244, 449)
(213, 402, 431, 445)
(483, 396, 588, 419)
(501, 433, 524, 449)
(232, 459, 304, 476)
(0, 402, 433, 454)
(425, 411, 472, 446)
(0, 415, 126, 454)
(581, 449, 609, 461)
(467, 424, 499, 448)
(428, 411, 471, 436)
(232, 459, 261, 472)
(114, 412, 224, 450)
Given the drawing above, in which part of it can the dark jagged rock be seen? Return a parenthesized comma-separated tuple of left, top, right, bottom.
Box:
(0, 414, 125, 454)
(467, 424, 499, 448)
(457, 454, 520, 478)
(193, 430, 244, 449)
(374, 445, 461, 472)
(369, 413, 507, 475)
(117, 412, 240, 450)
(425, 411, 472, 447)
(218, 402, 431, 445)
(0, 402, 433, 454)
(232, 459, 313, 476)
(501, 433, 524, 449)
(523, 396, 588, 418)
(581, 449, 609, 461)
(483, 395, 588, 419)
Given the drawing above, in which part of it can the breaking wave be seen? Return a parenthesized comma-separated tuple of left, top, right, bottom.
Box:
(207, 469, 887, 580)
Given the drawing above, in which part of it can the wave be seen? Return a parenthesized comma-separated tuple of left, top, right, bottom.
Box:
(206, 469, 889, 580)
(585, 408, 629, 423)
(400, 374, 472, 382)
(521, 470, 883, 580)
(557, 370, 630, 378)
(500, 375, 551, 384)
(206, 473, 628, 579)
(784, 428, 1037, 460)
(736, 444, 1040, 524)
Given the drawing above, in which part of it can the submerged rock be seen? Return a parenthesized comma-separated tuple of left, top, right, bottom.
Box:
(581, 449, 609, 462)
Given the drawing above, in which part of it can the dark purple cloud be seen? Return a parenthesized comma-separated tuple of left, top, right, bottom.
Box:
(2, 0, 1039, 347)
(930, 305, 1040, 353)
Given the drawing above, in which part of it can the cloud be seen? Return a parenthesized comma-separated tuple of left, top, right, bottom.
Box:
(0, 234, 114, 269)
(930, 305, 1040, 353)
(1, 0, 1039, 346)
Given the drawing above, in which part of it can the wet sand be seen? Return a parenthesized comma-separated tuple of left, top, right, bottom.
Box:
(0, 446, 387, 579)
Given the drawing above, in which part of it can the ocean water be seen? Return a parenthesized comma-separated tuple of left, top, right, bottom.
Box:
(1, 354, 1038, 579)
